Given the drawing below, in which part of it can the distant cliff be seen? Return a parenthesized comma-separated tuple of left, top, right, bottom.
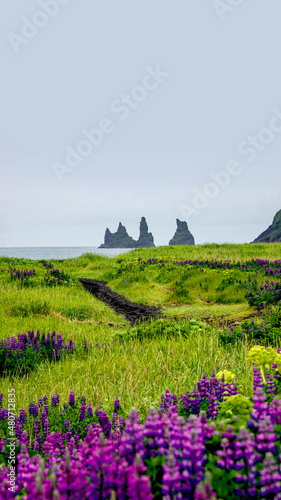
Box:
(169, 219, 195, 246)
(253, 209, 281, 243)
(136, 217, 155, 247)
(99, 223, 135, 248)
(99, 217, 155, 248)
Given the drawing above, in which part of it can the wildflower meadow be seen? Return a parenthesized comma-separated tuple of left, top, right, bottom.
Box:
(1, 243, 281, 499)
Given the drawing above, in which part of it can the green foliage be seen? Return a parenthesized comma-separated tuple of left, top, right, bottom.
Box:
(216, 271, 236, 291)
(8, 300, 51, 317)
(218, 319, 281, 346)
(216, 370, 235, 384)
(247, 345, 277, 383)
(267, 305, 281, 328)
(112, 318, 212, 342)
(62, 306, 93, 321)
(143, 454, 166, 500)
(218, 394, 253, 418)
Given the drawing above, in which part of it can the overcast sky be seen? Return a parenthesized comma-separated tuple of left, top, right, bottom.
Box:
(1, 0, 281, 247)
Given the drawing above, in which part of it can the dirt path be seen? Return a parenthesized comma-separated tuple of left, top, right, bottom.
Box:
(78, 278, 164, 325)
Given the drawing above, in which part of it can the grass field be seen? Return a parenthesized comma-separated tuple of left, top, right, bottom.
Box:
(2, 243, 281, 498)
(1, 242, 281, 419)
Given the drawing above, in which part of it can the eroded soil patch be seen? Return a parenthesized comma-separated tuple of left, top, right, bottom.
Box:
(78, 278, 164, 325)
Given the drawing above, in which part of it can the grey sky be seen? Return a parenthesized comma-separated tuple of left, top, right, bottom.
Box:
(1, 0, 281, 247)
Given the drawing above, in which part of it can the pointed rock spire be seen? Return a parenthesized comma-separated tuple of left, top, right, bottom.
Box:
(169, 219, 195, 246)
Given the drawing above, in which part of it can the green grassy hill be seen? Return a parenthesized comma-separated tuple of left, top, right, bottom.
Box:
(1, 242, 281, 420)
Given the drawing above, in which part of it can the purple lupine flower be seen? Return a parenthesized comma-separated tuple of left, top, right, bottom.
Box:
(69, 390, 75, 407)
(79, 404, 86, 422)
(51, 394, 60, 407)
(111, 413, 121, 435)
(19, 409, 27, 425)
(87, 403, 93, 418)
(41, 410, 47, 428)
(269, 398, 281, 424)
(119, 408, 144, 464)
(43, 417, 49, 437)
(216, 437, 234, 471)
(250, 386, 269, 423)
(81, 395, 86, 406)
(256, 416, 277, 455)
(97, 410, 112, 438)
(114, 395, 120, 413)
(127, 454, 153, 499)
(207, 388, 219, 420)
(29, 402, 39, 418)
(33, 418, 41, 435)
(142, 408, 168, 460)
(266, 374, 276, 395)
(162, 451, 182, 499)
(260, 452, 281, 497)
(119, 416, 124, 434)
(194, 472, 217, 500)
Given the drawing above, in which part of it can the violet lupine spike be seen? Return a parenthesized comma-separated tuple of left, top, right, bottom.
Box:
(87, 403, 93, 418)
(118, 416, 124, 434)
(216, 437, 234, 472)
(127, 453, 153, 500)
(266, 374, 276, 395)
(260, 452, 281, 498)
(181, 417, 209, 495)
(33, 417, 41, 435)
(69, 390, 75, 407)
(141, 408, 168, 460)
(160, 394, 165, 413)
(162, 451, 182, 500)
(189, 388, 200, 415)
(207, 389, 219, 420)
(41, 410, 47, 428)
(43, 403, 49, 416)
(250, 386, 269, 423)
(194, 472, 217, 500)
(256, 416, 277, 455)
(233, 426, 260, 498)
(111, 413, 118, 431)
(114, 395, 120, 413)
(118, 408, 144, 465)
(269, 398, 281, 424)
(51, 394, 60, 407)
(97, 410, 112, 438)
(29, 402, 39, 418)
(79, 404, 86, 422)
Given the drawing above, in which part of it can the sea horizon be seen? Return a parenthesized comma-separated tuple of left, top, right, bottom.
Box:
(0, 246, 135, 260)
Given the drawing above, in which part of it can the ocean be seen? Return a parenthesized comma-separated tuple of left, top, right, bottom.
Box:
(0, 247, 134, 260)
